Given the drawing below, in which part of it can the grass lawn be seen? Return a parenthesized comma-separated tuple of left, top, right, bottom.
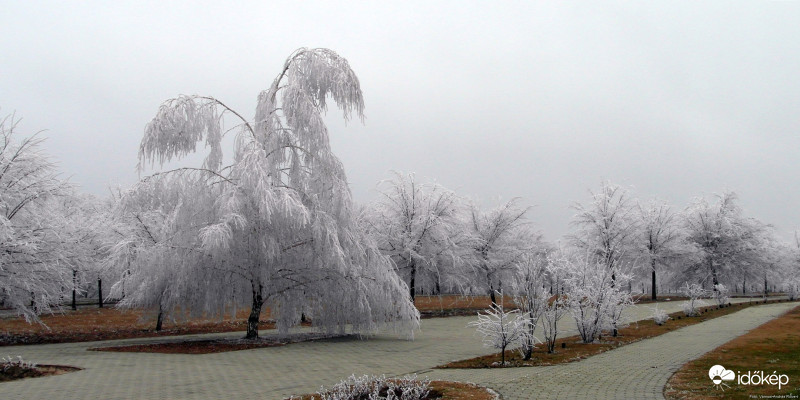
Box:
(664, 303, 800, 399)
(438, 299, 796, 369)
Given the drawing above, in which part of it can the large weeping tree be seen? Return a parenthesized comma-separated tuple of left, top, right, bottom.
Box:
(110, 48, 418, 339)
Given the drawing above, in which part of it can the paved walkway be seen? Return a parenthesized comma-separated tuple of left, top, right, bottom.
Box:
(424, 301, 797, 399)
(0, 297, 789, 399)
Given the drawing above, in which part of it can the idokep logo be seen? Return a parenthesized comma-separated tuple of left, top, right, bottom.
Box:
(708, 364, 790, 391)
(709, 365, 735, 390)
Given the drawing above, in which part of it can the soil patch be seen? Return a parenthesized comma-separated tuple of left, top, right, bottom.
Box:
(0, 364, 81, 382)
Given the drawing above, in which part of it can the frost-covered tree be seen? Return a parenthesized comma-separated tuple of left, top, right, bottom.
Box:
(469, 298, 528, 365)
(684, 192, 765, 290)
(0, 114, 72, 322)
(780, 236, 800, 300)
(569, 182, 638, 284)
(467, 198, 534, 304)
(110, 48, 418, 339)
(512, 250, 551, 360)
(363, 172, 466, 300)
(636, 199, 686, 300)
(55, 192, 115, 309)
(540, 290, 567, 353)
(106, 185, 183, 331)
(559, 252, 634, 342)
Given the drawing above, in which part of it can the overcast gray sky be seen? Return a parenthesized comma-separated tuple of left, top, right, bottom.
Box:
(2, 1, 799, 242)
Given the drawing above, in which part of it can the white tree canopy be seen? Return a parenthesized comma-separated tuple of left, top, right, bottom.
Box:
(569, 181, 639, 281)
(467, 198, 537, 304)
(635, 198, 689, 299)
(110, 48, 418, 338)
(683, 192, 766, 289)
(0, 114, 72, 322)
(363, 172, 468, 299)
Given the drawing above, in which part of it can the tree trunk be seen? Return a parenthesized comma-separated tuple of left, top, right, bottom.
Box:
(409, 260, 416, 302)
(651, 259, 657, 300)
(155, 304, 164, 331)
(489, 280, 497, 305)
(246, 284, 264, 339)
(98, 278, 103, 308)
(709, 259, 719, 288)
(523, 311, 535, 360)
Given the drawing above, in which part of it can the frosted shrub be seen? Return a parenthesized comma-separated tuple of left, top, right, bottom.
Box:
(469, 299, 528, 365)
(560, 254, 634, 343)
(1, 355, 37, 372)
(784, 277, 799, 301)
(651, 306, 670, 325)
(315, 374, 430, 400)
(713, 283, 729, 306)
(681, 283, 706, 317)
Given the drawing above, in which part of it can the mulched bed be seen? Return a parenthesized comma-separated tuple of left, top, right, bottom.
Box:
(0, 364, 81, 382)
(90, 332, 347, 354)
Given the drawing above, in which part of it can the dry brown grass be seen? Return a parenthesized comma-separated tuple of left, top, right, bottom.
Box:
(415, 295, 517, 318)
(438, 300, 794, 369)
(0, 307, 274, 346)
(664, 304, 800, 400)
(0, 294, 741, 347)
(0, 295, 503, 345)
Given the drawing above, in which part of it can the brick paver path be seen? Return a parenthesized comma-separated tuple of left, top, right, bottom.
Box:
(0, 297, 789, 399)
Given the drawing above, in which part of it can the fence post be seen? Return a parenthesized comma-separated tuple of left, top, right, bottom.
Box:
(98, 278, 103, 308)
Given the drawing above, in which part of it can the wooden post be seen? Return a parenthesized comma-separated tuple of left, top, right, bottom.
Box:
(98, 278, 103, 308)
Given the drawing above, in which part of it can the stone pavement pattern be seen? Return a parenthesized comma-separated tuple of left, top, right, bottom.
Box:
(0, 297, 785, 399)
(424, 301, 797, 399)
